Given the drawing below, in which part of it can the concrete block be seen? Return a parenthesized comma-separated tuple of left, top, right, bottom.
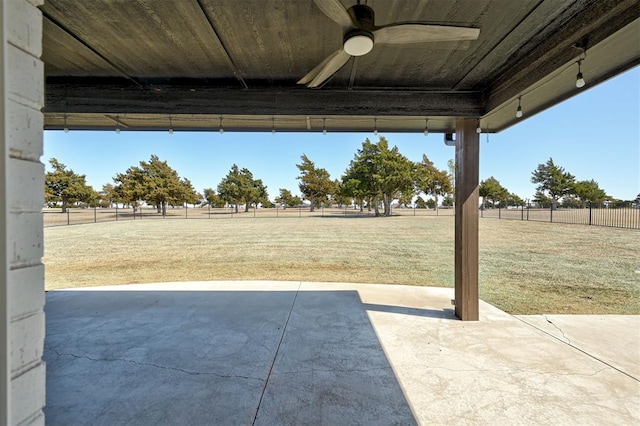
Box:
(10, 312, 44, 376)
(8, 0, 43, 57)
(8, 100, 43, 160)
(11, 362, 46, 426)
(8, 211, 43, 268)
(8, 158, 44, 212)
(9, 264, 45, 320)
(7, 44, 44, 109)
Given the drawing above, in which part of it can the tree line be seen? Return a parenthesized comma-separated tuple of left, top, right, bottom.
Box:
(45, 137, 639, 215)
(480, 157, 634, 209)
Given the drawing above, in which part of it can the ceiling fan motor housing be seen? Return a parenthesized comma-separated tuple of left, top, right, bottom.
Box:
(348, 4, 375, 30)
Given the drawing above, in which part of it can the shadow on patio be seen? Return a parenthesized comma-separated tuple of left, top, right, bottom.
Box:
(44, 282, 639, 425)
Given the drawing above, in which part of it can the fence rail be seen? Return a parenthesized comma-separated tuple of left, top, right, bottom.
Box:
(43, 205, 455, 227)
(44, 203, 640, 230)
(481, 202, 640, 230)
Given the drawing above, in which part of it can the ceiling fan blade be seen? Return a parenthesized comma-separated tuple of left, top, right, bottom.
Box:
(312, 0, 353, 29)
(304, 49, 351, 88)
(374, 24, 480, 44)
(298, 52, 336, 85)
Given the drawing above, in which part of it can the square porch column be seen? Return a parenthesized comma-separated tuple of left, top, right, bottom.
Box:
(1, 0, 46, 424)
(454, 118, 480, 321)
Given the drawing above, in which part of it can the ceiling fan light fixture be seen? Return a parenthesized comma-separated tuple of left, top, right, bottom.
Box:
(343, 29, 374, 56)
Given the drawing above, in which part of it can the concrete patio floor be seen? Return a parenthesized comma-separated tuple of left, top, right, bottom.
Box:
(44, 281, 640, 425)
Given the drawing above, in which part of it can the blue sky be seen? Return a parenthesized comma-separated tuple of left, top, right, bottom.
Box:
(44, 67, 639, 201)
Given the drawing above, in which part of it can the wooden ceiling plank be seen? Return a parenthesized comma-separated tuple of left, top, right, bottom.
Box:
(41, 13, 142, 87)
(195, 0, 248, 89)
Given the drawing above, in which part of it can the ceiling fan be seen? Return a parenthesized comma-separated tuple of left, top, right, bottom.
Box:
(298, 0, 480, 88)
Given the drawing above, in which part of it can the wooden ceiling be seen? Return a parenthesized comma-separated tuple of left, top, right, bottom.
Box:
(41, 0, 640, 133)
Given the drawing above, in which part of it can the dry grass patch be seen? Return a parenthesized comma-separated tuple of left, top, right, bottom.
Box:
(44, 216, 639, 314)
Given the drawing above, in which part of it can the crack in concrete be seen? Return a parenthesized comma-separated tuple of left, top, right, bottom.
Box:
(252, 282, 301, 426)
(46, 347, 265, 382)
(542, 314, 571, 343)
(273, 366, 394, 376)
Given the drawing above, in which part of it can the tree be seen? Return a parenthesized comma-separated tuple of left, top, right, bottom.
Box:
(341, 138, 414, 216)
(247, 178, 269, 209)
(561, 195, 582, 208)
(339, 177, 367, 211)
(275, 188, 302, 208)
(506, 192, 524, 207)
(139, 155, 190, 214)
(217, 164, 251, 213)
(414, 155, 452, 211)
(45, 158, 95, 212)
(217, 165, 267, 212)
(100, 183, 122, 207)
(447, 159, 456, 195)
(113, 165, 146, 211)
(479, 176, 509, 208)
(296, 154, 334, 212)
(202, 188, 223, 207)
(572, 179, 607, 207)
(113, 155, 195, 214)
(180, 178, 200, 207)
(531, 158, 575, 209)
(533, 191, 552, 208)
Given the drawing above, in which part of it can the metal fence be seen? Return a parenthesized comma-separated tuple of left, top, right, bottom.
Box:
(481, 202, 640, 229)
(43, 205, 455, 227)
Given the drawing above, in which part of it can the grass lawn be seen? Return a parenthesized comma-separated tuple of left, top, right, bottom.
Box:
(43, 216, 640, 315)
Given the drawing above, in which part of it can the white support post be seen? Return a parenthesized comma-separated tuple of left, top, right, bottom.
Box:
(0, 0, 9, 421)
(2, 0, 47, 424)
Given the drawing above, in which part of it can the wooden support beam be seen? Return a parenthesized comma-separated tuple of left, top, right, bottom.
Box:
(44, 82, 484, 117)
(454, 118, 480, 321)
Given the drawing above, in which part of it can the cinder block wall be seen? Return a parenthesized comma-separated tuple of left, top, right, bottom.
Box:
(4, 0, 46, 424)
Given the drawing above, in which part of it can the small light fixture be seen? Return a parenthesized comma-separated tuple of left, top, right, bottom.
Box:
(373, 118, 378, 135)
(115, 114, 121, 134)
(476, 119, 482, 134)
(343, 29, 374, 56)
(575, 60, 586, 88)
(322, 118, 327, 135)
(168, 116, 174, 134)
(63, 113, 69, 133)
(272, 117, 276, 135)
(424, 118, 429, 136)
(516, 97, 523, 118)
(219, 116, 224, 134)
